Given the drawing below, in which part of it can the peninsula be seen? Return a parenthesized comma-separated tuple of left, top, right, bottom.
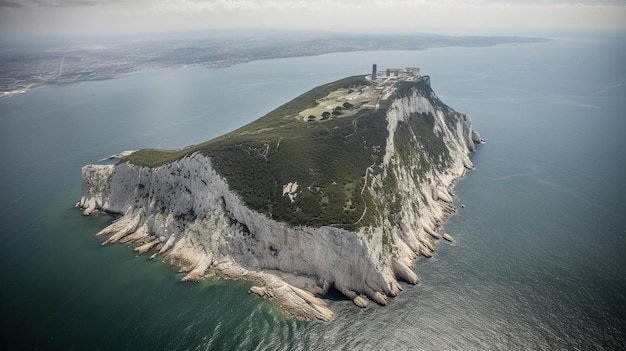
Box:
(1, 31, 546, 97)
(77, 66, 484, 320)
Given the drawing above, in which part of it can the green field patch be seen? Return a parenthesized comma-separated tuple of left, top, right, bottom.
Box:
(299, 84, 382, 122)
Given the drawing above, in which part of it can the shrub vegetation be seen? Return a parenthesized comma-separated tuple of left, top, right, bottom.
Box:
(125, 75, 455, 229)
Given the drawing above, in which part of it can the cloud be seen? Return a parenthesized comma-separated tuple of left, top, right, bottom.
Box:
(0, 0, 136, 7)
(1, 0, 624, 36)
(2, 0, 624, 8)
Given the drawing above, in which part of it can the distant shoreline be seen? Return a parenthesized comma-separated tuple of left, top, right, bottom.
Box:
(0, 33, 547, 97)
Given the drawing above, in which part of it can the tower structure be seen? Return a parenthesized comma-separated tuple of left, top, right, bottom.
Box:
(372, 64, 377, 80)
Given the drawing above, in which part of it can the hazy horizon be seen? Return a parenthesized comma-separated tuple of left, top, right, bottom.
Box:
(1, 0, 625, 40)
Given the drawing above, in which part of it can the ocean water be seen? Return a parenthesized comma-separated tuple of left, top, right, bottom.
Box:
(1, 34, 625, 350)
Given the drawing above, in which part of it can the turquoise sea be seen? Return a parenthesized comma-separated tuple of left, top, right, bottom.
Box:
(1, 33, 625, 350)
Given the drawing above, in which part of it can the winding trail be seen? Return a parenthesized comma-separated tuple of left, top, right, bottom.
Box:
(58, 56, 65, 78)
(354, 165, 375, 224)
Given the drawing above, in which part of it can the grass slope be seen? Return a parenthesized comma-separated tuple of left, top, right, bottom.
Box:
(126, 75, 455, 229)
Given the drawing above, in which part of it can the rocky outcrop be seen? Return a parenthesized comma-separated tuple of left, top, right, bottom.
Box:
(472, 130, 486, 144)
(77, 76, 481, 321)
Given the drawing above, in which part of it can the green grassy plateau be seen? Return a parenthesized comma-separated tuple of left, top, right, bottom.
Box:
(125, 75, 451, 229)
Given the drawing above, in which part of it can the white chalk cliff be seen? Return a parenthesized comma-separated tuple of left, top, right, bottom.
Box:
(77, 76, 482, 321)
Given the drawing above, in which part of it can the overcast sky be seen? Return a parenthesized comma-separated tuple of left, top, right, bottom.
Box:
(1, 0, 624, 38)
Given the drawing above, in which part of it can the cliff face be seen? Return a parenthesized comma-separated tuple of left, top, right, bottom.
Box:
(77, 76, 481, 321)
